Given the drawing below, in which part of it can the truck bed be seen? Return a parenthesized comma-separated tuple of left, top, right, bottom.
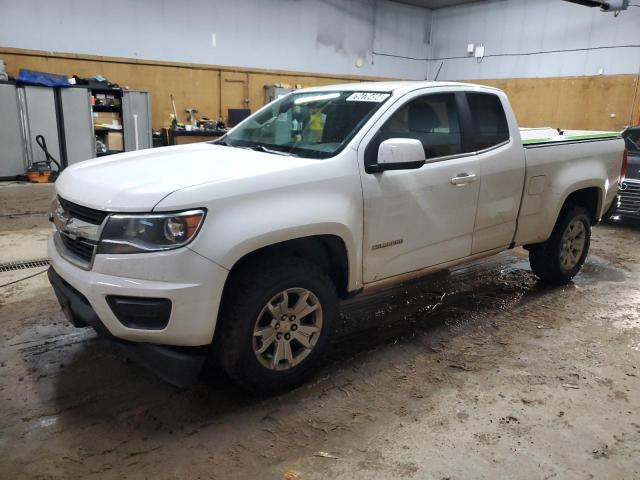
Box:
(519, 127, 621, 147)
(514, 129, 624, 246)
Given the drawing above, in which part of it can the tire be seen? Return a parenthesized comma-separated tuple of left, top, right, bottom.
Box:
(529, 206, 591, 285)
(212, 256, 338, 394)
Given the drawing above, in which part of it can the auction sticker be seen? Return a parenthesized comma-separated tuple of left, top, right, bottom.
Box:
(346, 92, 390, 102)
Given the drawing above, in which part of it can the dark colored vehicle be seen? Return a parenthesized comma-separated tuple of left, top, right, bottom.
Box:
(617, 127, 640, 219)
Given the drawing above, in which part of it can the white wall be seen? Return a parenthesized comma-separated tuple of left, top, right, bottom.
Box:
(427, 0, 640, 80)
(0, 0, 432, 80)
(2, 0, 638, 82)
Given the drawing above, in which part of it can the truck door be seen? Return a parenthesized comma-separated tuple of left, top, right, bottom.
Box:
(462, 92, 526, 254)
(359, 91, 481, 283)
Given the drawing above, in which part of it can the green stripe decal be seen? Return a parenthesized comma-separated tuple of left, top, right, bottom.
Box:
(522, 131, 621, 146)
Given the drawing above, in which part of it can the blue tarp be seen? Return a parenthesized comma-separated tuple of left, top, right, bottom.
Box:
(18, 69, 70, 87)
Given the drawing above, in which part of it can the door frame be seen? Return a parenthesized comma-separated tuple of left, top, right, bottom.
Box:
(355, 86, 483, 283)
(356, 86, 479, 172)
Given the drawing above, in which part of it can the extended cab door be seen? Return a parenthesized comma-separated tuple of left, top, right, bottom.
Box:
(462, 92, 526, 254)
(358, 90, 481, 283)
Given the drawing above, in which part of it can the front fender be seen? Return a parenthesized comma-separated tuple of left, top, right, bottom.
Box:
(155, 152, 365, 291)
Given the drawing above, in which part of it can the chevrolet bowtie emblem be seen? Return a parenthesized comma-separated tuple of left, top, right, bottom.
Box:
(52, 205, 101, 241)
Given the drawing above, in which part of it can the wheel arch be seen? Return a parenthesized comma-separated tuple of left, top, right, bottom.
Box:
(558, 185, 603, 225)
(523, 184, 603, 251)
(222, 233, 353, 302)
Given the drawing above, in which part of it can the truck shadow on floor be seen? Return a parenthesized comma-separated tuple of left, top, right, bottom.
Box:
(603, 216, 640, 230)
(40, 251, 627, 435)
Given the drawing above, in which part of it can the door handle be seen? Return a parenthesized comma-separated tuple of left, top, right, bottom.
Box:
(450, 173, 477, 186)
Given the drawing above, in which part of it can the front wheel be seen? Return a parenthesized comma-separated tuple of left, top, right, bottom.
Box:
(213, 257, 338, 394)
(529, 206, 591, 285)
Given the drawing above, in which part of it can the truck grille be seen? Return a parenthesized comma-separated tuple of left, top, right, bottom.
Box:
(619, 181, 640, 215)
(57, 232, 97, 266)
(58, 196, 109, 225)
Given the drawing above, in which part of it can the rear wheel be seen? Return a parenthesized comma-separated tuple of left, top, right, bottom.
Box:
(213, 257, 337, 394)
(529, 206, 591, 285)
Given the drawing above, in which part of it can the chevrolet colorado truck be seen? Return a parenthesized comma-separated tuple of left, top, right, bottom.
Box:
(47, 81, 626, 392)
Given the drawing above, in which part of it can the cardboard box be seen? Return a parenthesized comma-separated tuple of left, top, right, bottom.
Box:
(93, 111, 119, 121)
(93, 111, 121, 127)
(106, 131, 123, 151)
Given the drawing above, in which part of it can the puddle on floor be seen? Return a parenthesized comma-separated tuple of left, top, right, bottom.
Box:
(332, 252, 631, 357)
(333, 253, 540, 355)
(574, 256, 627, 285)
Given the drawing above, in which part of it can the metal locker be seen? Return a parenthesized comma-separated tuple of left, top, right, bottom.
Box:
(60, 87, 96, 165)
(19, 85, 61, 167)
(0, 82, 26, 179)
(122, 91, 152, 151)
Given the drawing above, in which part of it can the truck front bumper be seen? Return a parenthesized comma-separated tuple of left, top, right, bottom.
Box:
(47, 236, 230, 387)
(47, 236, 228, 346)
(48, 267, 206, 388)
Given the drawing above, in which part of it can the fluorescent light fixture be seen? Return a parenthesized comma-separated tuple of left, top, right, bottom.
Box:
(294, 93, 341, 105)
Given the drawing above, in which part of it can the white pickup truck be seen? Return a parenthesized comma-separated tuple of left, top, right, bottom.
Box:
(47, 81, 626, 392)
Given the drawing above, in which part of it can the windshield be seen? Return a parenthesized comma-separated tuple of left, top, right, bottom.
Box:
(218, 90, 391, 159)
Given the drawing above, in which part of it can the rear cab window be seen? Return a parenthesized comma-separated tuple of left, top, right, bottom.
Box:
(465, 93, 510, 151)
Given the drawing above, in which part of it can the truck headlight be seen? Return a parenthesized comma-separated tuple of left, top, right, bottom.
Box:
(97, 209, 206, 254)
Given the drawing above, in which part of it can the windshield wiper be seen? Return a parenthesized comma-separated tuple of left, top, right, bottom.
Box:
(244, 144, 293, 156)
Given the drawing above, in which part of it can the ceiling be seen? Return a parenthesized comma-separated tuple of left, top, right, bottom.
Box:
(394, 0, 485, 9)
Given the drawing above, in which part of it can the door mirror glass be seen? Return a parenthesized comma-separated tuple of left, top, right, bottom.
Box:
(373, 138, 425, 172)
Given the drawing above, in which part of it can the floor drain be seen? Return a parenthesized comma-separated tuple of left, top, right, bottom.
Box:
(0, 258, 50, 273)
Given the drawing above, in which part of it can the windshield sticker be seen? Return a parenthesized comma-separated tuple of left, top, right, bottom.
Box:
(346, 92, 390, 103)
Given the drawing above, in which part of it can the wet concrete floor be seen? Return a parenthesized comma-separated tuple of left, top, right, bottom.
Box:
(1, 183, 639, 479)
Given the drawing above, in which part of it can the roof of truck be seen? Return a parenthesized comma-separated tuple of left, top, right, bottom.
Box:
(301, 81, 500, 94)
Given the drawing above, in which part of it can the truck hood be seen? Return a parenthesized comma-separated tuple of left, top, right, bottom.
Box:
(55, 143, 311, 211)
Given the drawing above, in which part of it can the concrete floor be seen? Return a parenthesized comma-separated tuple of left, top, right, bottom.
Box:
(1, 182, 639, 480)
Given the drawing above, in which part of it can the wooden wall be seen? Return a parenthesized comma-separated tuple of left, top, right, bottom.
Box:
(2, 47, 639, 132)
(0, 48, 382, 130)
(470, 75, 640, 132)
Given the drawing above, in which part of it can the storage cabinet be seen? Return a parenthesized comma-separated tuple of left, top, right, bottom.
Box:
(19, 85, 61, 166)
(91, 88, 124, 157)
(122, 91, 152, 151)
(93, 89, 152, 154)
(0, 85, 152, 178)
(60, 87, 96, 165)
(0, 82, 26, 179)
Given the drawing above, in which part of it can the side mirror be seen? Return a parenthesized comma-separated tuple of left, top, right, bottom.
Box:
(371, 138, 426, 173)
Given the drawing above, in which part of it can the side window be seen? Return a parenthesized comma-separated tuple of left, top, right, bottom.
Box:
(466, 93, 510, 150)
(365, 93, 462, 168)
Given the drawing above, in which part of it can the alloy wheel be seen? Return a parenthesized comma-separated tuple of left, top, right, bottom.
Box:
(559, 219, 586, 270)
(252, 288, 323, 371)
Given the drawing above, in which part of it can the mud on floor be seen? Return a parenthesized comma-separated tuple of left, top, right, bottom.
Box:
(0, 187, 639, 479)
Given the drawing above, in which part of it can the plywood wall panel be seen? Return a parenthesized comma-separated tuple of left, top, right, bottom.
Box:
(1, 48, 386, 130)
(2, 49, 639, 132)
(471, 75, 639, 131)
(1, 52, 223, 129)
